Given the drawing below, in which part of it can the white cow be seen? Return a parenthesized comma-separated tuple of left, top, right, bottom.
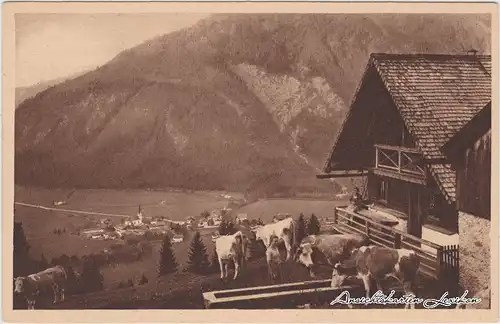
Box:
(215, 231, 248, 280)
(253, 217, 297, 261)
(14, 265, 68, 310)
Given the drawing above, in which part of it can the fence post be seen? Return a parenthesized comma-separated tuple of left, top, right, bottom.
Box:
(333, 208, 338, 224)
(365, 221, 370, 237)
(398, 150, 402, 172)
(394, 233, 401, 249)
(436, 246, 443, 282)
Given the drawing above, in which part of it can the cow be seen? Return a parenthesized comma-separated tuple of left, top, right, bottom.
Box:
(252, 217, 297, 261)
(332, 245, 420, 309)
(266, 235, 284, 283)
(14, 265, 68, 310)
(294, 233, 369, 278)
(215, 231, 249, 280)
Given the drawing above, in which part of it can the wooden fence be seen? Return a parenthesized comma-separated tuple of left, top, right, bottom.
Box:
(200, 207, 460, 309)
(331, 206, 459, 288)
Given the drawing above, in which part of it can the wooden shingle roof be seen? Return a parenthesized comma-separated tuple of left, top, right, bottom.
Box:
(324, 53, 492, 203)
(441, 101, 492, 159)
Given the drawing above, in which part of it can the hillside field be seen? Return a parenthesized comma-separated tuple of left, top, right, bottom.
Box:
(13, 186, 346, 289)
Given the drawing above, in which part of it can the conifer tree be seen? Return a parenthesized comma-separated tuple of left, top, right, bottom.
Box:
(14, 221, 34, 276)
(39, 254, 49, 271)
(218, 219, 228, 235)
(187, 231, 210, 274)
(307, 213, 321, 235)
(80, 255, 104, 293)
(296, 213, 308, 243)
(247, 237, 261, 260)
(158, 234, 178, 277)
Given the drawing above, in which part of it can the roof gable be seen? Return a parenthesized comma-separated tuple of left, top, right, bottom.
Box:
(371, 53, 491, 161)
(323, 53, 492, 203)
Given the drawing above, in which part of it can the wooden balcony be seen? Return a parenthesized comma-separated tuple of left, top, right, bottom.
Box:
(374, 144, 426, 182)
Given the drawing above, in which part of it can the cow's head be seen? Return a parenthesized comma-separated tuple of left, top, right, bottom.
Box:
(330, 262, 349, 288)
(330, 247, 364, 288)
(13, 277, 26, 294)
(294, 243, 318, 277)
(252, 226, 270, 247)
(248, 227, 260, 241)
(234, 231, 243, 244)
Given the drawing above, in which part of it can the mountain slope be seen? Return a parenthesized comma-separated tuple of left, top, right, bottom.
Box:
(15, 14, 490, 194)
(16, 70, 90, 108)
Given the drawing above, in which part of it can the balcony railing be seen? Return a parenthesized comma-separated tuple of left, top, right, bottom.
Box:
(375, 144, 425, 177)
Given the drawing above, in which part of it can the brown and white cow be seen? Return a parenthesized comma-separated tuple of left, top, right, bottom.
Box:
(294, 233, 369, 278)
(253, 217, 296, 261)
(14, 265, 68, 310)
(215, 231, 249, 280)
(332, 245, 420, 309)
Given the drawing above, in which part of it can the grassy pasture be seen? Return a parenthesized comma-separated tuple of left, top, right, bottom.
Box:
(13, 186, 351, 307)
(102, 231, 217, 288)
(49, 257, 328, 309)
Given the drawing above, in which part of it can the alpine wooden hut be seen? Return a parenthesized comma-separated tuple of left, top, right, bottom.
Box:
(319, 53, 491, 248)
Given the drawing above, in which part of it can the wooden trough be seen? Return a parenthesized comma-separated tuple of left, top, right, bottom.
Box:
(202, 279, 366, 309)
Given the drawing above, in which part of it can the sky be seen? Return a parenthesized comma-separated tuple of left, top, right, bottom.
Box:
(15, 13, 210, 88)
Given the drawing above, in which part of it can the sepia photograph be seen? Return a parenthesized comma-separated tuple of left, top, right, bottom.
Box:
(2, 2, 498, 323)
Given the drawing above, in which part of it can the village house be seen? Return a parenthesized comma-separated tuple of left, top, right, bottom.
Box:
(441, 102, 492, 306)
(171, 234, 184, 243)
(82, 228, 105, 237)
(211, 217, 222, 226)
(319, 52, 491, 248)
(272, 213, 290, 223)
(236, 213, 248, 224)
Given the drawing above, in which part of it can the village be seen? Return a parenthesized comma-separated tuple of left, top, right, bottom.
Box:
(78, 206, 227, 243)
(76, 193, 270, 246)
